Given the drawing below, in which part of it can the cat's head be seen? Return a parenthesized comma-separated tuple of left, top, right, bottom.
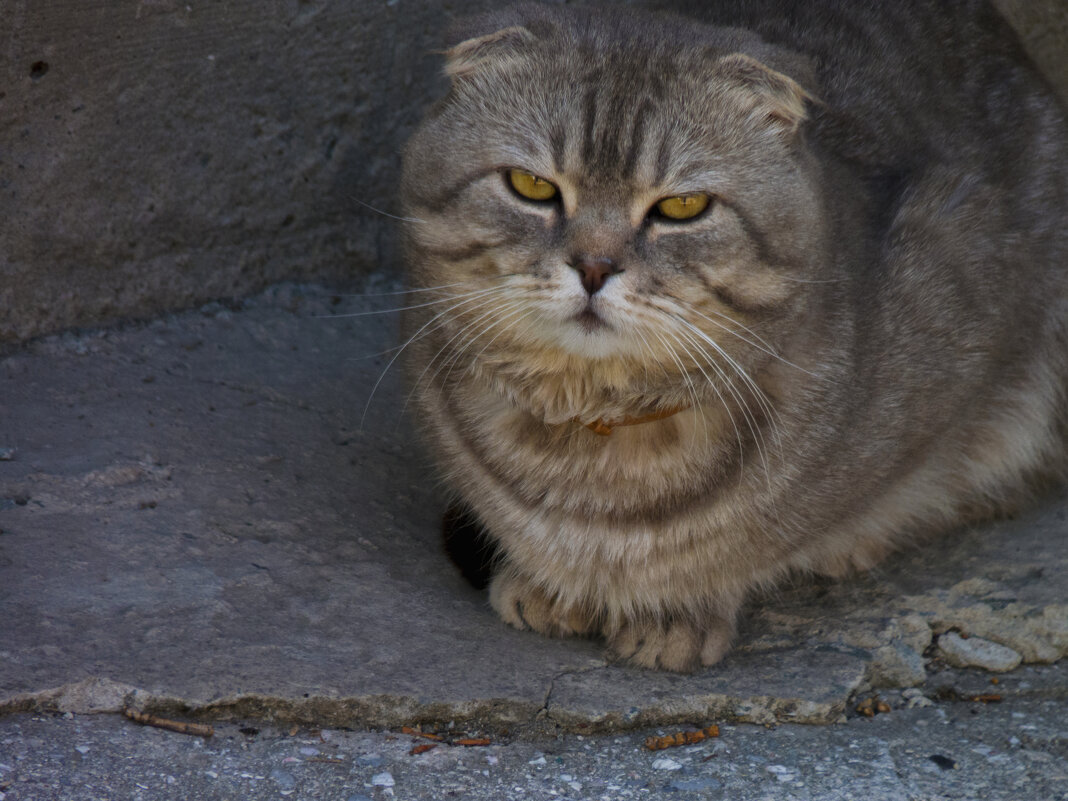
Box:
(401, 5, 828, 377)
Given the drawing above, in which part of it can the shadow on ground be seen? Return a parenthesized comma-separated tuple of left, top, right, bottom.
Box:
(1, 283, 1064, 733)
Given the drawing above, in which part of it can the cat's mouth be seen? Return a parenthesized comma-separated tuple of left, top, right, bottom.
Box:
(574, 307, 608, 333)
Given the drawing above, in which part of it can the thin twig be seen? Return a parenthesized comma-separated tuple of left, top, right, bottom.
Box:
(122, 708, 214, 738)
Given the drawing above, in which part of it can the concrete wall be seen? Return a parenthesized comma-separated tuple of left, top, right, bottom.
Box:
(1, 0, 470, 343)
(2, 1, 1065, 344)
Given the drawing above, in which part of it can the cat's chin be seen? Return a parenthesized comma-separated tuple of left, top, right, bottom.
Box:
(550, 316, 630, 360)
(573, 307, 606, 332)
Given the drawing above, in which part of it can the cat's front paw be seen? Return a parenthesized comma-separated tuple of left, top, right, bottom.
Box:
(489, 573, 599, 638)
(606, 617, 734, 672)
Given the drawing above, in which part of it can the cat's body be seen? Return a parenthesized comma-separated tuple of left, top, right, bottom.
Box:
(399, 1, 1068, 670)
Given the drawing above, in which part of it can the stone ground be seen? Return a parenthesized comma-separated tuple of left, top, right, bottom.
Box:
(0, 282, 1065, 800)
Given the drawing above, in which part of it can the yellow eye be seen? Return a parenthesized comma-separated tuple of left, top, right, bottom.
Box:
(507, 169, 558, 201)
(655, 193, 711, 220)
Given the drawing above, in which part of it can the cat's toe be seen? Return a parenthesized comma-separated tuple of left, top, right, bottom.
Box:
(607, 621, 698, 671)
(608, 617, 735, 672)
(698, 622, 734, 666)
(488, 573, 596, 638)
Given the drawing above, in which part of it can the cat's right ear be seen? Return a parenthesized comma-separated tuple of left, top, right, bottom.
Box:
(444, 25, 536, 81)
(716, 53, 817, 135)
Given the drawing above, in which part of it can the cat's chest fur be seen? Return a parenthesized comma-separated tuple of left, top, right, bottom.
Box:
(399, 1, 1068, 671)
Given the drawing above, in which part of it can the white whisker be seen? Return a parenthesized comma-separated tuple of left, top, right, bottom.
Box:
(689, 307, 826, 382)
(663, 326, 748, 466)
(676, 317, 784, 469)
(321, 283, 508, 319)
(350, 196, 425, 224)
(334, 281, 478, 299)
(650, 330, 704, 452)
(359, 285, 511, 426)
(677, 323, 778, 487)
(430, 298, 527, 389)
(466, 306, 539, 371)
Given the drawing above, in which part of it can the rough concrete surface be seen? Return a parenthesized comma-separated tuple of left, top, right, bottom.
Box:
(1, 285, 1065, 750)
(1, 0, 495, 343)
(2, 1, 1066, 344)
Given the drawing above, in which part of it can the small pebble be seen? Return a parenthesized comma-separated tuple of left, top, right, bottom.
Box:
(299, 746, 320, 756)
(75, 746, 90, 755)
(371, 772, 395, 787)
(766, 764, 796, 782)
(358, 754, 384, 767)
(937, 632, 1021, 672)
(651, 758, 682, 771)
(270, 769, 296, 791)
(902, 688, 934, 709)
(671, 777, 722, 791)
(528, 755, 547, 766)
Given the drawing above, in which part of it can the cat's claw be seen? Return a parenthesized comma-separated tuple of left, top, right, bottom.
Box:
(489, 573, 598, 638)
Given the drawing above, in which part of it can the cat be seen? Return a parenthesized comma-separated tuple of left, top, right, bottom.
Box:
(397, 0, 1068, 671)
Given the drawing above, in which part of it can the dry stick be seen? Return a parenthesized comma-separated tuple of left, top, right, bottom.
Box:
(644, 725, 720, 751)
(401, 726, 444, 741)
(123, 708, 214, 738)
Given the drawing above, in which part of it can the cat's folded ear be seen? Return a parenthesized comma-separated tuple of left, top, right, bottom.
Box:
(716, 53, 817, 134)
(444, 25, 537, 80)
(443, 4, 560, 81)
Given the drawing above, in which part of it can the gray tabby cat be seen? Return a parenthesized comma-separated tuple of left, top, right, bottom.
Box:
(399, 0, 1067, 671)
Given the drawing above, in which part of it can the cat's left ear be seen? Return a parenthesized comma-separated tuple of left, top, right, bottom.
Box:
(444, 25, 537, 80)
(716, 53, 816, 134)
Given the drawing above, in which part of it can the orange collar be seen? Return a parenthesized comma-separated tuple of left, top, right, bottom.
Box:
(573, 404, 690, 436)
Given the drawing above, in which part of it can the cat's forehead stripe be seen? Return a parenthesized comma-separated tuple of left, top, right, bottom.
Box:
(579, 81, 601, 166)
(567, 73, 662, 185)
(620, 98, 653, 179)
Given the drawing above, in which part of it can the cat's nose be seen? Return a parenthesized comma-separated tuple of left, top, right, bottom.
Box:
(570, 256, 621, 295)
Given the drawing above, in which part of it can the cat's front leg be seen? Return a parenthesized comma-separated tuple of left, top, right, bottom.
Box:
(488, 571, 601, 639)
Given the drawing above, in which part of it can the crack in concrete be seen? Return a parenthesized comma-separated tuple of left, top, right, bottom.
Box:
(538, 664, 609, 723)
